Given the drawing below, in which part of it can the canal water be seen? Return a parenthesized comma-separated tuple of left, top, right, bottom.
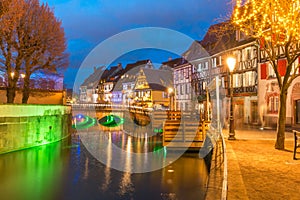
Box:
(0, 122, 209, 200)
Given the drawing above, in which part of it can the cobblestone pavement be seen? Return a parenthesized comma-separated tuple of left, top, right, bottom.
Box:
(226, 128, 300, 200)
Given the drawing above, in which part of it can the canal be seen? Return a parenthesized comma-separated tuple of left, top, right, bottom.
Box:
(0, 114, 209, 200)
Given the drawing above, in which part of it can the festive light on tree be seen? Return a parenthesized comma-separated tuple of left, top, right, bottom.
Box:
(232, 0, 300, 150)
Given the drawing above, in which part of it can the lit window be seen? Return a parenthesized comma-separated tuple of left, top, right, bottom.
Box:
(198, 63, 202, 72)
(205, 62, 208, 70)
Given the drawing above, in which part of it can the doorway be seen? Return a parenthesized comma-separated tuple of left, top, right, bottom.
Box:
(251, 101, 259, 124)
(296, 100, 300, 124)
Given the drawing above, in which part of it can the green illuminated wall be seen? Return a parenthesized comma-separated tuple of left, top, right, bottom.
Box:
(0, 105, 72, 154)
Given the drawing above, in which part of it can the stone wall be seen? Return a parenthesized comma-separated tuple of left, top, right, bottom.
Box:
(0, 88, 66, 104)
(0, 105, 72, 154)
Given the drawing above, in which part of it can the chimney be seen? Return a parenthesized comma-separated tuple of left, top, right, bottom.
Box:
(94, 66, 97, 72)
(117, 63, 122, 69)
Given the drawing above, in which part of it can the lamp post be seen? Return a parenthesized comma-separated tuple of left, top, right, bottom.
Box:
(227, 57, 236, 140)
(168, 87, 174, 110)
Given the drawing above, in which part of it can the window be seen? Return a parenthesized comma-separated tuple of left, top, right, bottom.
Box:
(198, 63, 202, 72)
(233, 73, 243, 88)
(205, 62, 209, 70)
(246, 48, 251, 60)
(243, 71, 256, 87)
(267, 62, 276, 78)
(275, 96, 279, 112)
(212, 58, 217, 68)
(268, 96, 279, 113)
(268, 96, 274, 112)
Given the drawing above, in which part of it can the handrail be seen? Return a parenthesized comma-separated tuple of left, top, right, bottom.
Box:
(204, 129, 228, 200)
(220, 131, 228, 200)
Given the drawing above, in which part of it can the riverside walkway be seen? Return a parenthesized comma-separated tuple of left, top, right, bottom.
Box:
(225, 128, 300, 200)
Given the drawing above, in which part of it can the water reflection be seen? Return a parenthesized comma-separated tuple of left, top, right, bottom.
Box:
(0, 139, 70, 200)
(0, 123, 209, 200)
(76, 126, 209, 199)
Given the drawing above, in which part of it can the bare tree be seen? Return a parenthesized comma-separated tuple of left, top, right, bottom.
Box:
(232, 0, 300, 150)
(17, 0, 68, 103)
(0, 0, 68, 103)
(0, 0, 26, 103)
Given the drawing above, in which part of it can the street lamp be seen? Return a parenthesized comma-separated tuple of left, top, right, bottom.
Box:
(227, 57, 236, 140)
(168, 87, 174, 110)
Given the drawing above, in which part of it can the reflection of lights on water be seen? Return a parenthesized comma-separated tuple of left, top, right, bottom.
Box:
(126, 136, 131, 153)
(119, 136, 133, 195)
(83, 158, 89, 180)
(102, 132, 112, 191)
(98, 115, 124, 128)
(72, 114, 97, 130)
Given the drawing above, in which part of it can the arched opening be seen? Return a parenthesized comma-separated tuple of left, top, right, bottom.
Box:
(292, 83, 300, 125)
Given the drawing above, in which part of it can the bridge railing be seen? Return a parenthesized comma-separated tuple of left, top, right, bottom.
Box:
(204, 129, 228, 200)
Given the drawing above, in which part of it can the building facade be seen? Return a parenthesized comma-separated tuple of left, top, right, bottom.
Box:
(259, 43, 300, 127)
(133, 67, 172, 108)
(184, 21, 300, 129)
(184, 22, 259, 128)
(161, 58, 194, 111)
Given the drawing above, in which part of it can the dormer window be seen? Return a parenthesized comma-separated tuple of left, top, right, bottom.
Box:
(236, 30, 246, 41)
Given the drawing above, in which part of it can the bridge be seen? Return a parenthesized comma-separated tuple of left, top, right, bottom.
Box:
(70, 103, 209, 148)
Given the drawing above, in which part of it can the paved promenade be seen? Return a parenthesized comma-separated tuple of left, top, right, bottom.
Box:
(225, 128, 300, 200)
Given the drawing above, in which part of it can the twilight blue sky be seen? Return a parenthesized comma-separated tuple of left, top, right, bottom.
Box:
(41, 0, 232, 89)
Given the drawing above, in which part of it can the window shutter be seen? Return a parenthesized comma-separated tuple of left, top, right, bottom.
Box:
(278, 59, 286, 76)
(298, 57, 300, 74)
(261, 63, 267, 79)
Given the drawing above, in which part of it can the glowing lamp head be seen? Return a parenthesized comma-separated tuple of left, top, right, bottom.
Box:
(168, 87, 173, 94)
(226, 57, 236, 72)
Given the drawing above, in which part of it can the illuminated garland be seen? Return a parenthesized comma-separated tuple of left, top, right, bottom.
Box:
(232, 0, 300, 45)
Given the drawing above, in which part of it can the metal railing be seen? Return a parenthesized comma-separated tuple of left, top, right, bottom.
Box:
(204, 129, 228, 200)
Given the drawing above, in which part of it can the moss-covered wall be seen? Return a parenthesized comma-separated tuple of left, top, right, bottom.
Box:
(0, 105, 72, 154)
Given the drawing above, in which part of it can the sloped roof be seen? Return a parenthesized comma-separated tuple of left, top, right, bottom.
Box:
(142, 68, 173, 91)
(124, 60, 151, 71)
(182, 21, 256, 61)
(161, 57, 189, 69)
(81, 66, 105, 88)
(100, 65, 123, 82)
(111, 60, 153, 92)
(182, 40, 210, 61)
